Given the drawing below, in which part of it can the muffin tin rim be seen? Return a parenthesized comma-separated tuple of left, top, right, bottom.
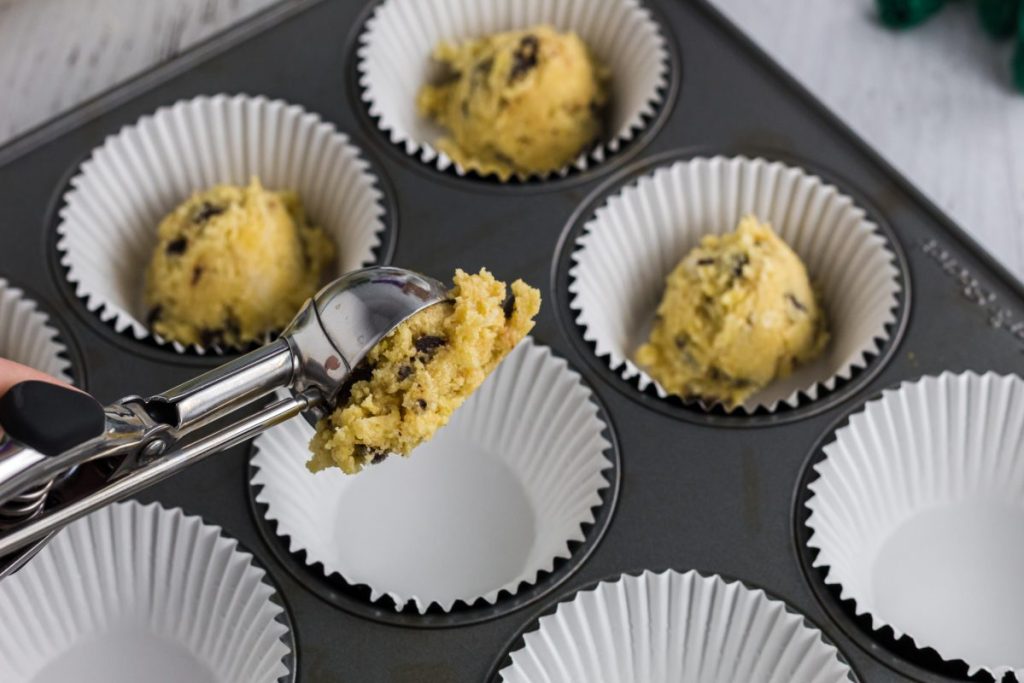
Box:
(243, 348, 624, 629)
(348, 0, 682, 192)
(484, 566, 864, 683)
(551, 144, 913, 429)
(789, 371, 1022, 683)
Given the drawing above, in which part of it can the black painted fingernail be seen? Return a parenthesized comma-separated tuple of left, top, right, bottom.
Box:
(0, 381, 104, 455)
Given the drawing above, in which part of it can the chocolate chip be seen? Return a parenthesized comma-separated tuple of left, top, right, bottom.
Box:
(166, 237, 188, 255)
(708, 366, 725, 381)
(674, 334, 689, 349)
(413, 335, 446, 359)
(336, 363, 375, 405)
(192, 201, 225, 224)
(145, 305, 163, 327)
(473, 56, 494, 79)
(199, 329, 222, 347)
(696, 257, 715, 266)
(417, 399, 427, 410)
(786, 293, 807, 312)
(224, 310, 241, 341)
(502, 292, 516, 319)
(509, 35, 539, 82)
(397, 365, 413, 381)
(191, 265, 203, 285)
(354, 444, 389, 465)
(493, 151, 516, 168)
(433, 63, 462, 86)
(349, 364, 374, 384)
(731, 254, 750, 278)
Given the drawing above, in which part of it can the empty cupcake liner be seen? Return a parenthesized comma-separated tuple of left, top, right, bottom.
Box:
(56, 93, 388, 354)
(806, 372, 1024, 679)
(0, 500, 292, 683)
(497, 569, 855, 683)
(568, 155, 902, 413)
(251, 338, 613, 613)
(0, 278, 73, 383)
(357, 0, 669, 181)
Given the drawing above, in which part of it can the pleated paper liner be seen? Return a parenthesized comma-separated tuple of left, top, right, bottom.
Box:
(568, 155, 902, 414)
(0, 501, 292, 683)
(55, 94, 389, 355)
(250, 338, 614, 614)
(357, 0, 670, 182)
(806, 372, 1024, 680)
(496, 569, 856, 683)
(0, 278, 73, 383)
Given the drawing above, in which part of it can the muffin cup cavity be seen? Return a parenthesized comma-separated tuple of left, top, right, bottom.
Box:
(250, 338, 614, 614)
(806, 372, 1024, 680)
(496, 569, 856, 682)
(357, 0, 669, 182)
(568, 155, 902, 414)
(56, 94, 389, 354)
(0, 279, 73, 383)
(0, 501, 293, 683)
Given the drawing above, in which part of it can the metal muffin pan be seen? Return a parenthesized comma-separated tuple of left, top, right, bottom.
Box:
(0, 0, 1021, 680)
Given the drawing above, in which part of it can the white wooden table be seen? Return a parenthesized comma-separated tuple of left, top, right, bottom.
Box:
(2, 0, 1022, 278)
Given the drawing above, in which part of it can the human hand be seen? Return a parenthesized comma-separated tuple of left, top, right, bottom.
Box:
(0, 358, 89, 451)
(0, 358, 71, 399)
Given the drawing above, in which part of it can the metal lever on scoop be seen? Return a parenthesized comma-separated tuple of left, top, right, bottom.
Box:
(0, 266, 449, 577)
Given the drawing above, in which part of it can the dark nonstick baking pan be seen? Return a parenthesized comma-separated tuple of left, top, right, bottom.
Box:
(1, 0, 1021, 681)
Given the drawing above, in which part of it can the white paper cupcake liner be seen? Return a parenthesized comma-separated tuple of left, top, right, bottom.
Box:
(56, 93, 388, 354)
(0, 500, 291, 683)
(357, 0, 669, 181)
(568, 155, 902, 413)
(806, 372, 1024, 679)
(0, 278, 73, 383)
(497, 569, 855, 682)
(251, 338, 613, 613)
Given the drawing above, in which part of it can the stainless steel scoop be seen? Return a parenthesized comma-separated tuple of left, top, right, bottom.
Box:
(0, 266, 448, 578)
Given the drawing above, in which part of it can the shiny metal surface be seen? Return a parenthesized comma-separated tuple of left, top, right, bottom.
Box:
(0, 389, 320, 557)
(149, 338, 295, 430)
(286, 267, 450, 414)
(0, 266, 447, 570)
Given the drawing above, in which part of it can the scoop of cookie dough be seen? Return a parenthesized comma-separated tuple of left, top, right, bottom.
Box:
(417, 25, 608, 180)
(144, 177, 335, 348)
(635, 215, 829, 408)
(308, 268, 541, 474)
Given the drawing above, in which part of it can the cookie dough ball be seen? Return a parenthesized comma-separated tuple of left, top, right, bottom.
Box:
(635, 216, 829, 407)
(144, 178, 335, 347)
(308, 268, 542, 474)
(417, 25, 608, 180)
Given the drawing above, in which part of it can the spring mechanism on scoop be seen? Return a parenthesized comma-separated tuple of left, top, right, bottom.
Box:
(0, 479, 52, 531)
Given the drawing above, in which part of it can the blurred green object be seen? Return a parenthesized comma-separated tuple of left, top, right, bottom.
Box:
(877, 0, 1024, 93)
(1015, 1, 1024, 91)
(876, 0, 947, 28)
(978, 0, 1021, 37)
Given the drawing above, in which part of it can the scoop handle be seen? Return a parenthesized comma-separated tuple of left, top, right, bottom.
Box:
(0, 382, 105, 456)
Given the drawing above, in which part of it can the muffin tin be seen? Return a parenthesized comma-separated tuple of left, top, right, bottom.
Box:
(1, 0, 1022, 680)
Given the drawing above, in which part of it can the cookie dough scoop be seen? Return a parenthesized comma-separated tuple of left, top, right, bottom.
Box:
(0, 266, 448, 578)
